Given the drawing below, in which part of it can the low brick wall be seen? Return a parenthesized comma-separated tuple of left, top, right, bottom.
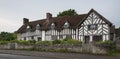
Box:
(16, 44, 33, 49)
(35, 44, 83, 52)
(0, 44, 8, 49)
(0, 43, 109, 54)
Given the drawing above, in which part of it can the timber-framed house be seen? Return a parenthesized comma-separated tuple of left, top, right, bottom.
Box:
(17, 9, 115, 43)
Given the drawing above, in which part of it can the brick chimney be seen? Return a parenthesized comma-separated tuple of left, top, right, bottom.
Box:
(23, 18, 29, 24)
(46, 13, 52, 22)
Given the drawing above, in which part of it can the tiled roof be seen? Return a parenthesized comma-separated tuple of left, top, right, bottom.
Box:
(17, 9, 113, 33)
(17, 14, 87, 33)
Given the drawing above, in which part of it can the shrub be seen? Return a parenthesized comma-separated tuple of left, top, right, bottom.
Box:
(36, 41, 52, 45)
(52, 40, 61, 44)
(10, 40, 20, 43)
(10, 40, 34, 45)
(0, 41, 9, 44)
(28, 40, 36, 44)
(61, 39, 82, 44)
(95, 40, 113, 45)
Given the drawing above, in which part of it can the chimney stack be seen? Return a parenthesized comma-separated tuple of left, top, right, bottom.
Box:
(23, 18, 29, 24)
(46, 13, 52, 21)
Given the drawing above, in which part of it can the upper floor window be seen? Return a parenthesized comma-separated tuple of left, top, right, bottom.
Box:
(64, 21, 69, 29)
(36, 24, 40, 30)
(27, 26, 30, 29)
(88, 24, 97, 30)
(26, 26, 30, 32)
(51, 23, 55, 29)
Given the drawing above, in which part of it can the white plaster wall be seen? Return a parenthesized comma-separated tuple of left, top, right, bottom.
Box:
(75, 29, 79, 40)
(42, 31, 45, 41)
(45, 35, 51, 41)
(90, 36, 92, 42)
(103, 35, 105, 41)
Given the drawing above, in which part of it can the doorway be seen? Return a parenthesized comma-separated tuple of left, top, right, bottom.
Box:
(84, 36, 90, 44)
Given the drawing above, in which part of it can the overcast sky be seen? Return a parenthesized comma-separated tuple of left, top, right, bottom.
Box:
(0, 0, 120, 32)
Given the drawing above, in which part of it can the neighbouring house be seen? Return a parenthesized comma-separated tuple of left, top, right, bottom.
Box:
(115, 27, 120, 50)
(16, 9, 115, 43)
(115, 27, 120, 40)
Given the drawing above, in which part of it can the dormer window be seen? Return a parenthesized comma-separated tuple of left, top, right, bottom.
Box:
(51, 23, 55, 29)
(64, 21, 69, 28)
(88, 24, 97, 30)
(27, 26, 30, 29)
(26, 26, 30, 32)
(36, 24, 40, 30)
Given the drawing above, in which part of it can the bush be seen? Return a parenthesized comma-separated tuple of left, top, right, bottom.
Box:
(95, 40, 116, 54)
(10, 40, 35, 45)
(28, 40, 36, 44)
(52, 40, 61, 44)
(95, 40, 113, 45)
(0, 41, 9, 44)
(36, 41, 52, 45)
(61, 39, 82, 44)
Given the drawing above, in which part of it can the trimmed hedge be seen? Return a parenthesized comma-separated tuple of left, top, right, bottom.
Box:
(0, 39, 82, 45)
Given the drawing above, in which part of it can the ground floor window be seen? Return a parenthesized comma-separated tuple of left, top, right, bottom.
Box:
(24, 37, 26, 41)
(31, 36, 34, 40)
(37, 37, 42, 41)
(93, 35, 102, 42)
(66, 35, 72, 39)
(52, 35, 57, 40)
(59, 35, 63, 39)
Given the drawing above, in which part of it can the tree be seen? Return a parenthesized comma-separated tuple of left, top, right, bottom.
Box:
(0, 32, 17, 41)
(57, 9, 78, 17)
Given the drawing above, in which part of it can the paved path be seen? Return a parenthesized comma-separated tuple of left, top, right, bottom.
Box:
(0, 50, 119, 59)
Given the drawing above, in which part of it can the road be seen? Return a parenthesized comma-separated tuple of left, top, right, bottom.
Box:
(0, 54, 61, 59)
(0, 53, 119, 59)
(0, 50, 119, 59)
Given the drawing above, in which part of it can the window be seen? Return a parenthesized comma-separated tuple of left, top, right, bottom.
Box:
(51, 23, 55, 29)
(93, 35, 102, 42)
(64, 21, 69, 29)
(59, 35, 63, 39)
(36, 24, 40, 30)
(26, 26, 30, 32)
(88, 24, 97, 30)
(37, 37, 42, 41)
(24, 37, 26, 41)
(31, 36, 34, 40)
(66, 35, 72, 39)
(52, 35, 57, 40)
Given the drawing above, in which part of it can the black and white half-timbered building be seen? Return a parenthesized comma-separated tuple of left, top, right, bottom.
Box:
(17, 9, 115, 43)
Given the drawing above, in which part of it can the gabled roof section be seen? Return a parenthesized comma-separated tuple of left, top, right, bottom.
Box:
(91, 9, 112, 26)
(77, 9, 113, 27)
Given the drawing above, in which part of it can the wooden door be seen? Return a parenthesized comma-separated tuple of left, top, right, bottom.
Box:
(84, 36, 90, 44)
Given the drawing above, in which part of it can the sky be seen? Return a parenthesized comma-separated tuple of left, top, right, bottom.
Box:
(0, 0, 120, 32)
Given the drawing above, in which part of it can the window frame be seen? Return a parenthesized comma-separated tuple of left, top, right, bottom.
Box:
(88, 24, 98, 30)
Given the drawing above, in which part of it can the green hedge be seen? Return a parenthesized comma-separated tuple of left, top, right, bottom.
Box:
(61, 39, 82, 44)
(95, 40, 114, 45)
(0, 39, 82, 45)
(36, 41, 52, 45)
(36, 39, 82, 45)
(0, 41, 9, 44)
